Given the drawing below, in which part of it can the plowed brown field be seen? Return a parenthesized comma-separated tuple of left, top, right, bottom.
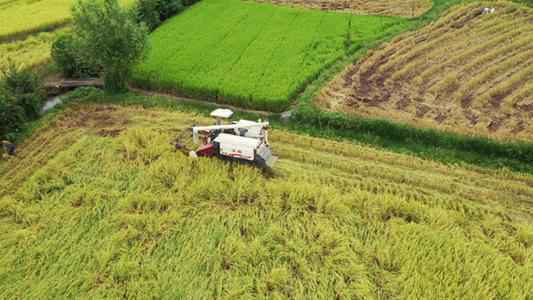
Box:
(253, 0, 433, 17)
(318, 2, 533, 141)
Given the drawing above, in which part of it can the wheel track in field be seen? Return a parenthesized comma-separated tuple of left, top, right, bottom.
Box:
(276, 140, 533, 201)
(272, 133, 533, 220)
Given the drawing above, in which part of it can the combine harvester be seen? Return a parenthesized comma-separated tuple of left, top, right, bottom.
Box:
(187, 109, 278, 169)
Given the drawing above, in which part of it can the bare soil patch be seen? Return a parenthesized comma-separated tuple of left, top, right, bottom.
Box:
(53, 105, 129, 137)
(253, 0, 433, 17)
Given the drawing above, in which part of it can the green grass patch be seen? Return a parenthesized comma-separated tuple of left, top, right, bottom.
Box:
(132, 0, 409, 112)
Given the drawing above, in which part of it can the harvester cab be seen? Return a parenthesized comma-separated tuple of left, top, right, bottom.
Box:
(190, 109, 277, 169)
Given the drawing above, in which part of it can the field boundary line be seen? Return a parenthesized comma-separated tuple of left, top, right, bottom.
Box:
(0, 20, 71, 43)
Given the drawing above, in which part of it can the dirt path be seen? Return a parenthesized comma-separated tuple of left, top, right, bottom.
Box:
(252, 0, 432, 17)
(43, 79, 277, 117)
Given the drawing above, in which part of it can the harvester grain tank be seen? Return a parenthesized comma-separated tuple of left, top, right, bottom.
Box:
(189, 109, 277, 169)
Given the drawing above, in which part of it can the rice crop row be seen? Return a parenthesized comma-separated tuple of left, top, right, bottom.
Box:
(0, 30, 64, 72)
(132, 0, 409, 112)
(1, 103, 532, 299)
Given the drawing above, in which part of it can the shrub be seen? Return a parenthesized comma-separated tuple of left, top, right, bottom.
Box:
(13, 93, 43, 121)
(135, 0, 162, 31)
(2, 63, 41, 95)
(134, 0, 188, 31)
(51, 33, 100, 78)
(0, 88, 26, 140)
(181, 0, 199, 6)
(0, 64, 45, 140)
(159, 0, 184, 21)
(1, 64, 44, 120)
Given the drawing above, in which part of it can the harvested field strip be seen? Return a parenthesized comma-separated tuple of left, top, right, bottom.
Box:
(276, 142, 533, 208)
(273, 132, 533, 205)
(381, 13, 516, 80)
(479, 65, 533, 109)
(108, 88, 533, 175)
(319, 2, 533, 140)
(384, 6, 526, 69)
(278, 146, 490, 204)
(438, 43, 533, 103)
(1, 104, 532, 298)
(132, 0, 409, 111)
(461, 33, 533, 78)
(458, 51, 533, 106)
(277, 160, 472, 212)
(252, 0, 433, 17)
(421, 32, 533, 92)
(508, 82, 533, 110)
(417, 24, 530, 84)
(373, 8, 504, 73)
(278, 158, 527, 221)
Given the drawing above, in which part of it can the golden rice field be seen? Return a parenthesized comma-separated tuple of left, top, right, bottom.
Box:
(252, 0, 433, 16)
(0, 30, 64, 72)
(0, 0, 132, 72)
(0, 0, 70, 41)
(1, 103, 532, 298)
(0, 0, 133, 41)
(318, 2, 533, 141)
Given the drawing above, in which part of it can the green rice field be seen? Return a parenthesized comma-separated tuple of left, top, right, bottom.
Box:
(132, 0, 409, 111)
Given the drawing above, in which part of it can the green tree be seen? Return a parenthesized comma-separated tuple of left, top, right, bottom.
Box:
(0, 87, 26, 141)
(51, 33, 101, 79)
(72, 0, 149, 92)
(1, 63, 44, 122)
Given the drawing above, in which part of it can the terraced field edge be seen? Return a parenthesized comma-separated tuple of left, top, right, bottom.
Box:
(39, 88, 533, 176)
(319, 1, 533, 140)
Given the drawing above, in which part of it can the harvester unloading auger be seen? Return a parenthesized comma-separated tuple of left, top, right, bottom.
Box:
(184, 109, 278, 169)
